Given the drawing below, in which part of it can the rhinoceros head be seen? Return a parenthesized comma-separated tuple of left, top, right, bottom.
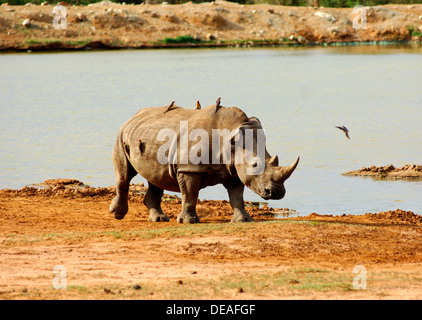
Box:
(230, 118, 299, 200)
(236, 153, 300, 200)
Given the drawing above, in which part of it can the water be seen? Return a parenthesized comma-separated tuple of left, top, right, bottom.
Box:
(1, 45, 421, 216)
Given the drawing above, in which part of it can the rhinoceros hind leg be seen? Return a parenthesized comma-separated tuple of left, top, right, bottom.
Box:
(224, 179, 255, 223)
(144, 182, 170, 222)
(176, 173, 201, 224)
(110, 141, 138, 220)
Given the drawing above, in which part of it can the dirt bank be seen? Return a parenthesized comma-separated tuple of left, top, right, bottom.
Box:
(344, 164, 422, 180)
(1, 180, 421, 299)
(1, 1, 422, 51)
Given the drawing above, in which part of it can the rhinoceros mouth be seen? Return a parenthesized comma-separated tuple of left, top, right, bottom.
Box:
(260, 187, 285, 200)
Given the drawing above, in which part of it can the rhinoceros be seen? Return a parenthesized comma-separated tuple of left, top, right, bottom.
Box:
(110, 100, 299, 223)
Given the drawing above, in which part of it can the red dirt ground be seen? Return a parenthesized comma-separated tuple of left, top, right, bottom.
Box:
(1, 181, 421, 299)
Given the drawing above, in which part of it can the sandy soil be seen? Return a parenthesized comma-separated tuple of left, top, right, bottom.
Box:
(1, 1, 422, 51)
(1, 179, 421, 300)
(344, 164, 422, 180)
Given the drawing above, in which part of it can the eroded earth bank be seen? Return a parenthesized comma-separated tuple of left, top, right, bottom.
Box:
(1, 1, 422, 51)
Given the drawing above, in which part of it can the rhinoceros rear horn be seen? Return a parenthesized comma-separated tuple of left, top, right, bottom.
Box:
(275, 156, 300, 182)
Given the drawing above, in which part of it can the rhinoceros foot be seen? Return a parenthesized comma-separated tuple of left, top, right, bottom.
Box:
(177, 213, 200, 224)
(231, 212, 254, 223)
(110, 196, 128, 220)
(147, 211, 170, 222)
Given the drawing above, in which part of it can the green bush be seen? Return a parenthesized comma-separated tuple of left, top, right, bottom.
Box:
(161, 35, 197, 44)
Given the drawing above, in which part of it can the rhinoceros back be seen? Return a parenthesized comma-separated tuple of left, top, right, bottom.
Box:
(117, 104, 250, 191)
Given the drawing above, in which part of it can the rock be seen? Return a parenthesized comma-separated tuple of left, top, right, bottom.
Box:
(343, 164, 422, 179)
(77, 12, 86, 21)
(98, 0, 114, 5)
(103, 288, 114, 294)
(296, 35, 307, 44)
(206, 33, 216, 40)
(315, 11, 337, 22)
(22, 19, 31, 28)
(193, 34, 202, 41)
(374, 6, 397, 19)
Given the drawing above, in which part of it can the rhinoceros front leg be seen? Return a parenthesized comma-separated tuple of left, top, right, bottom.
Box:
(224, 179, 254, 223)
(176, 172, 201, 224)
(144, 182, 170, 222)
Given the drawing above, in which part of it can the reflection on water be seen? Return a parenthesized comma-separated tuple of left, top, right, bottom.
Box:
(1, 45, 421, 216)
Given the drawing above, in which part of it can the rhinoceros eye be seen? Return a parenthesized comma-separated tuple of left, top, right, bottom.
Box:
(252, 161, 258, 168)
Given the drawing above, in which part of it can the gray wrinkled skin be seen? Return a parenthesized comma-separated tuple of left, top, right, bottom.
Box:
(110, 103, 299, 223)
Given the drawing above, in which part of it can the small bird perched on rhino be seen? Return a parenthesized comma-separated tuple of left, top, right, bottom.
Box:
(215, 97, 221, 111)
(195, 100, 201, 110)
(164, 100, 176, 114)
(110, 99, 300, 224)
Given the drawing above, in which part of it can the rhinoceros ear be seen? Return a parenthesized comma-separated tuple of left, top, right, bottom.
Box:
(248, 117, 262, 126)
(267, 155, 279, 166)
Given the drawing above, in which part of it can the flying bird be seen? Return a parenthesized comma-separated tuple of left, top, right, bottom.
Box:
(335, 125, 350, 140)
(195, 100, 201, 110)
(164, 101, 176, 114)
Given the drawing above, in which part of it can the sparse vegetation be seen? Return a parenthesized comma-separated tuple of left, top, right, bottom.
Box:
(407, 25, 422, 37)
(160, 35, 198, 44)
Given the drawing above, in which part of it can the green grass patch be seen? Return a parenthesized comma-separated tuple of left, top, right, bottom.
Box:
(41, 268, 355, 299)
(66, 285, 88, 292)
(64, 40, 92, 46)
(1, 219, 373, 245)
(407, 25, 422, 37)
(215, 269, 353, 294)
(160, 35, 198, 44)
(0, 221, 260, 244)
(25, 39, 40, 45)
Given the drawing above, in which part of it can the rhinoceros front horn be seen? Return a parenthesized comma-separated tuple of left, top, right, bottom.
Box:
(274, 156, 300, 182)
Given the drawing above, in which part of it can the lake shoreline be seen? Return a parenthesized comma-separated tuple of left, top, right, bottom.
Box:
(2, 39, 421, 53)
(1, 2, 422, 52)
(2, 178, 421, 217)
